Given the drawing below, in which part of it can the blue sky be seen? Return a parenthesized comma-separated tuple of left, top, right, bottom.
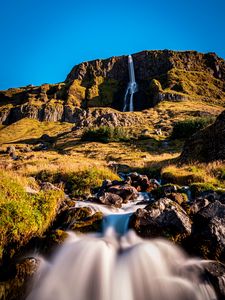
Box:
(0, 0, 225, 90)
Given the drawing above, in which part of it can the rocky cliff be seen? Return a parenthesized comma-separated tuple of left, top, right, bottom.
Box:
(180, 110, 225, 162)
(1, 50, 225, 125)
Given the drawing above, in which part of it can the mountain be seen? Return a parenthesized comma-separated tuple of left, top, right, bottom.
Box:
(0, 50, 225, 125)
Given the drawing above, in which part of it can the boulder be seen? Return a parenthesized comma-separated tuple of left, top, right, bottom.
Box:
(0, 257, 40, 300)
(107, 184, 138, 202)
(204, 262, 225, 300)
(190, 201, 225, 262)
(131, 198, 192, 241)
(189, 198, 210, 215)
(99, 192, 123, 208)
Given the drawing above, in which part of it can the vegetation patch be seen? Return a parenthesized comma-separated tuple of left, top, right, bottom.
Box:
(171, 116, 215, 139)
(36, 166, 120, 196)
(81, 126, 132, 143)
(0, 170, 64, 261)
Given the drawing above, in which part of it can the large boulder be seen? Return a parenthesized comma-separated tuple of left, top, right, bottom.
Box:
(130, 198, 192, 241)
(180, 110, 225, 162)
(189, 201, 225, 262)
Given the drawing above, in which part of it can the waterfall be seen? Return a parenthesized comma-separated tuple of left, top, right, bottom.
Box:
(26, 193, 217, 300)
(123, 55, 138, 112)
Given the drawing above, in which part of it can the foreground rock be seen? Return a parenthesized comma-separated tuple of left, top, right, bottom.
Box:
(180, 110, 225, 162)
(130, 198, 192, 241)
(204, 261, 225, 300)
(188, 201, 225, 263)
(0, 257, 40, 300)
(56, 207, 103, 233)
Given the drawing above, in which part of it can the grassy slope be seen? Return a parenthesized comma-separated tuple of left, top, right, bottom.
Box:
(0, 99, 224, 188)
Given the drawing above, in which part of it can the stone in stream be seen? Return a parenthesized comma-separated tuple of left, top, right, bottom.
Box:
(99, 192, 123, 208)
(130, 197, 192, 241)
(106, 184, 139, 202)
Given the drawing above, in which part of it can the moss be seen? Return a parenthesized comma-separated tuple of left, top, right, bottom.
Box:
(0, 170, 64, 261)
(190, 182, 218, 197)
(70, 212, 103, 232)
(86, 77, 119, 107)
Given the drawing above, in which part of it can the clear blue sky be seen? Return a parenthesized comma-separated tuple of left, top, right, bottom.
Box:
(1, 0, 225, 90)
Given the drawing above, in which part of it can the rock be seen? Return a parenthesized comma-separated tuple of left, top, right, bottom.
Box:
(180, 110, 225, 162)
(40, 182, 62, 192)
(204, 261, 225, 300)
(40, 134, 54, 143)
(190, 201, 225, 262)
(0, 257, 40, 300)
(124, 173, 152, 192)
(107, 184, 138, 202)
(69, 210, 103, 232)
(1, 50, 225, 125)
(6, 146, 16, 155)
(99, 192, 123, 208)
(131, 198, 192, 240)
(56, 207, 93, 229)
(189, 198, 210, 215)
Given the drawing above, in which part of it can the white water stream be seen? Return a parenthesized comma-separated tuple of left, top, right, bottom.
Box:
(123, 55, 138, 112)
(26, 193, 217, 300)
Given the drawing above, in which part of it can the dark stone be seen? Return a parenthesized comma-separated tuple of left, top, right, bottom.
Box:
(204, 261, 225, 300)
(190, 201, 225, 262)
(107, 184, 138, 202)
(0, 257, 40, 300)
(99, 192, 123, 208)
(130, 197, 192, 240)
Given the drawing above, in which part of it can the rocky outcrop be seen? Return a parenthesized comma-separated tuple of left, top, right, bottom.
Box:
(180, 110, 225, 162)
(1, 50, 225, 125)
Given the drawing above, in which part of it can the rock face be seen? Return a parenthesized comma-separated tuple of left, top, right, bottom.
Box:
(180, 110, 225, 162)
(130, 197, 192, 240)
(0, 50, 225, 125)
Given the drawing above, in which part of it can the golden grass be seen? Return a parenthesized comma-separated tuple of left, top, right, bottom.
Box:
(0, 118, 73, 144)
(161, 161, 225, 186)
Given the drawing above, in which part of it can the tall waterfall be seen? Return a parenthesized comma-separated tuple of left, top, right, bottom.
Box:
(123, 55, 138, 112)
(26, 196, 217, 300)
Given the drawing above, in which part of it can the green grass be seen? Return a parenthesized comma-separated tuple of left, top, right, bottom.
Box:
(81, 126, 132, 143)
(36, 166, 120, 196)
(171, 116, 215, 139)
(0, 170, 64, 260)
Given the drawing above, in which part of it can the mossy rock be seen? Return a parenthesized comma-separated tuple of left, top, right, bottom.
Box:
(70, 211, 103, 232)
(190, 182, 218, 198)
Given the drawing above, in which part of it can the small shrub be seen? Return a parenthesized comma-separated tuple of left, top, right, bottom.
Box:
(171, 117, 215, 139)
(81, 126, 131, 143)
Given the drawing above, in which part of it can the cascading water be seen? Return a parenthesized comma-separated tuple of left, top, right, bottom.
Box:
(123, 55, 138, 112)
(26, 193, 217, 300)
